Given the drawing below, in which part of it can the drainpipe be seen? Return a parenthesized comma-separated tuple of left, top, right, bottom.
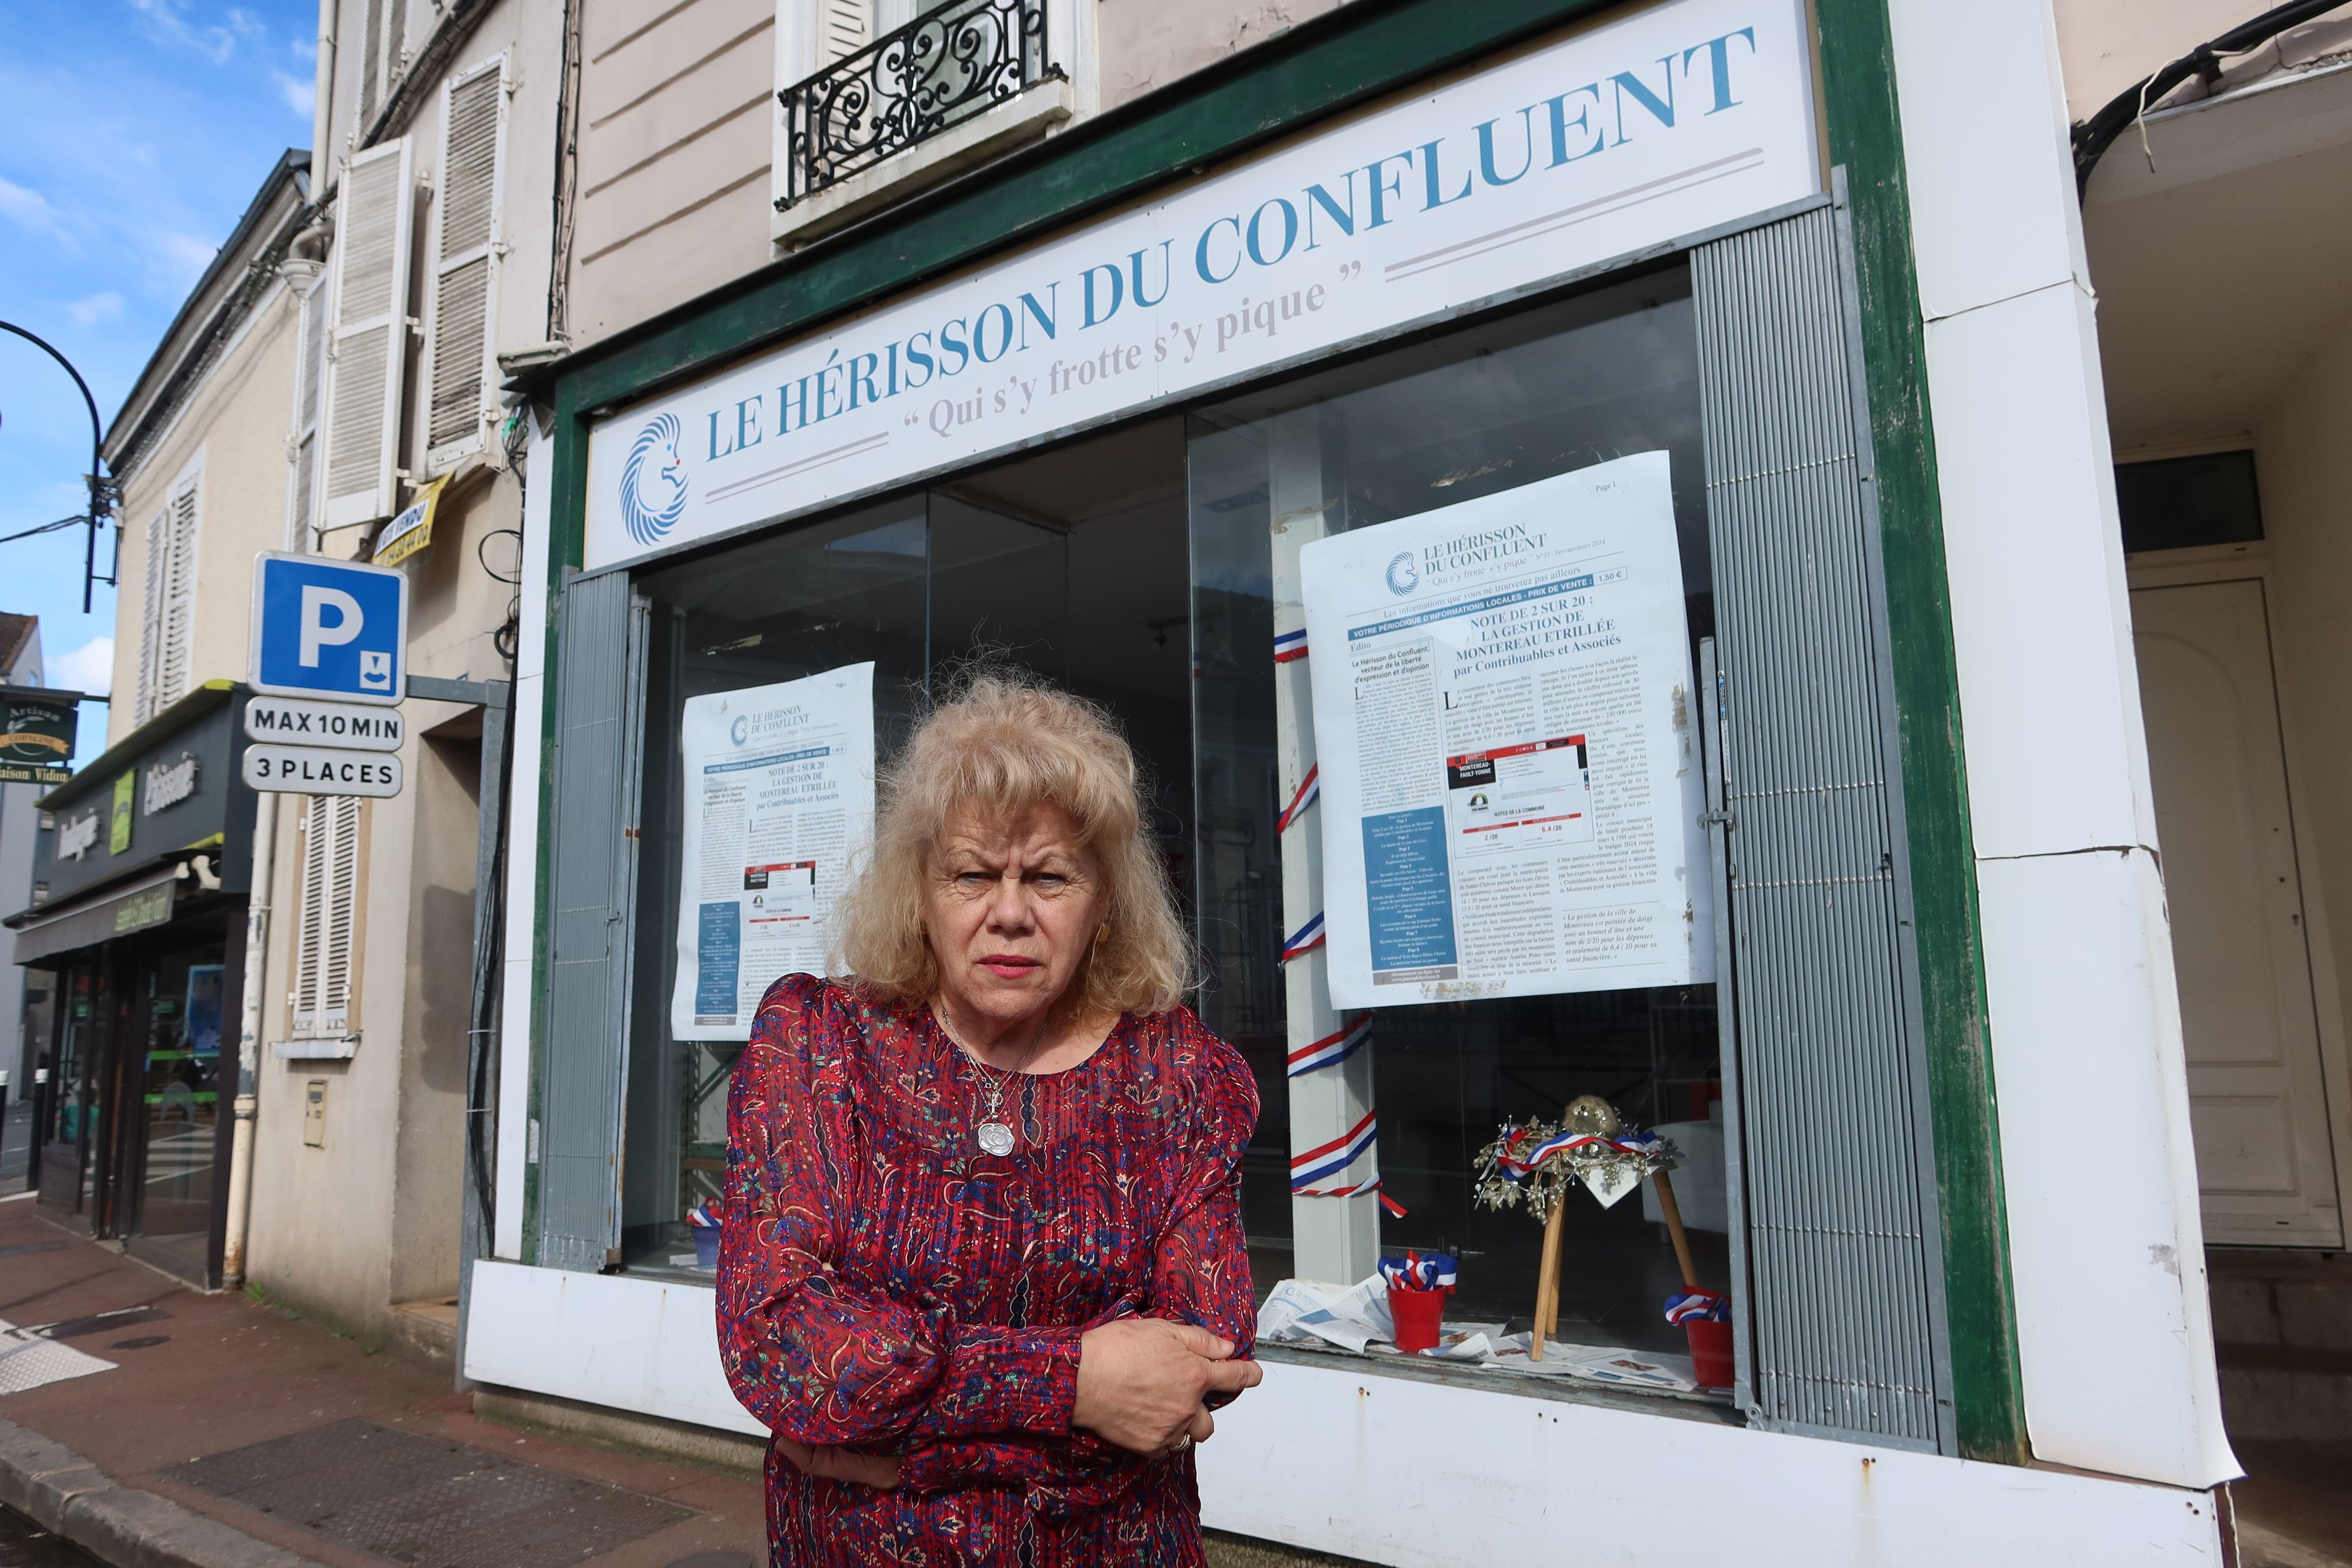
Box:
(310, 0, 337, 193)
(222, 789, 279, 1289)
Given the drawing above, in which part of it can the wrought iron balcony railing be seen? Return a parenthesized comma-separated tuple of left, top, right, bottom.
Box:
(778, 0, 1055, 211)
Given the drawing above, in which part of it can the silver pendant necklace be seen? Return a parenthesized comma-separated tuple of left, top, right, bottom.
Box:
(939, 1007, 1049, 1157)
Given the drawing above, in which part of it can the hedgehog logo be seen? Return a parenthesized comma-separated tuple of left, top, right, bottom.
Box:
(1385, 550, 1419, 597)
(620, 413, 689, 547)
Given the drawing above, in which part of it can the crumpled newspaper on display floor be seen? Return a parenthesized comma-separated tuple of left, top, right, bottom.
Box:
(1257, 1276, 1696, 1393)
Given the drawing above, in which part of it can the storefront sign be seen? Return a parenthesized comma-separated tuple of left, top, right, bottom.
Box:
(244, 695, 406, 751)
(0, 688, 79, 786)
(112, 880, 173, 935)
(241, 744, 404, 797)
(669, 664, 875, 1038)
(56, 808, 99, 861)
(109, 772, 134, 854)
(584, 0, 1816, 570)
(143, 751, 199, 814)
(1302, 454, 1711, 1005)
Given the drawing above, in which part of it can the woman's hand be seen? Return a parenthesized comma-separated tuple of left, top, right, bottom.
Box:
(1073, 1319, 1263, 1456)
(774, 1437, 902, 1489)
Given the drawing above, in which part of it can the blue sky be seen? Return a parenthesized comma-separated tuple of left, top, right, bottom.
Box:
(0, 0, 318, 762)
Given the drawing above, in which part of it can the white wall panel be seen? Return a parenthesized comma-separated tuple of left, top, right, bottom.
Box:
(1976, 852, 2235, 1486)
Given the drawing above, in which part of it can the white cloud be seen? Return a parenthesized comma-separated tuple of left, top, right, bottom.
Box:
(50, 636, 114, 698)
(155, 231, 218, 291)
(66, 293, 124, 328)
(126, 0, 262, 65)
(0, 175, 77, 250)
(273, 68, 314, 119)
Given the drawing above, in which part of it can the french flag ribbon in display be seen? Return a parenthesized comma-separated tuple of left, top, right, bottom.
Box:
(1663, 1287, 1731, 1325)
(1275, 764, 1320, 834)
(1287, 1012, 1372, 1077)
(1493, 1126, 1666, 1179)
(1379, 1251, 1459, 1292)
(1290, 1114, 1411, 1217)
(1280, 911, 1326, 963)
(1290, 1108, 1377, 1191)
(1273, 628, 1309, 663)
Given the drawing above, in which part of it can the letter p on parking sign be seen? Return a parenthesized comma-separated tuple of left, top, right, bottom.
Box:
(250, 552, 409, 704)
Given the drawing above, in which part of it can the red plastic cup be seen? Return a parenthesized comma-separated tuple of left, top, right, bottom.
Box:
(1685, 1317, 1734, 1388)
(1389, 1285, 1449, 1353)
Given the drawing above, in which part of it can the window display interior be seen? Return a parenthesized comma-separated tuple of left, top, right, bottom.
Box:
(622, 261, 1734, 1390)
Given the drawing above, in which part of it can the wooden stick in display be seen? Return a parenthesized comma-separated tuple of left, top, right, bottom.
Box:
(1530, 1197, 1565, 1363)
(1652, 1168, 1700, 1289)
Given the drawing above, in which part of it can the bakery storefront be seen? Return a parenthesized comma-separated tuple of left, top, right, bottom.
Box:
(9, 682, 256, 1287)
(465, 0, 2233, 1558)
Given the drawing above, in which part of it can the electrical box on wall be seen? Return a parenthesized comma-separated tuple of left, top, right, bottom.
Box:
(303, 1080, 327, 1147)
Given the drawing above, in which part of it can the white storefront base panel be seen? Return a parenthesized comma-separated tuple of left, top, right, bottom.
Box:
(465, 1261, 768, 1438)
(469, 1266, 2222, 1564)
(1200, 1361, 2224, 1566)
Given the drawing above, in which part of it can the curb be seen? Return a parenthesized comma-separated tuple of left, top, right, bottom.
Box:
(0, 1417, 325, 1568)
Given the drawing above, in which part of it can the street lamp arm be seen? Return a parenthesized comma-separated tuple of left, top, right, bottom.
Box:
(0, 318, 116, 613)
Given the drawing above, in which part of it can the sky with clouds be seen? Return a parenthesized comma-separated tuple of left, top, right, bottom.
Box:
(0, 0, 319, 762)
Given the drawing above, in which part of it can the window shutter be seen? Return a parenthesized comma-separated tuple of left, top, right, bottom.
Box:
(823, 0, 869, 61)
(425, 60, 504, 465)
(290, 276, 331, 541)
(1693, 198, 1955, 1452)
(534, 573, 649, 1270)
(157, 479, 199, 709)
(292, 796, 364, 1038)
(358, 0, 386, 124)
(320, 136, 415, 531)
(134, 508, 169, 724)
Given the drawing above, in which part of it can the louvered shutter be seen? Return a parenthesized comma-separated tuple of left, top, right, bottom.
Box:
(289, 276, 331, 541)
(823, 0, 869, 61)
(534, 573, 649, 1270)
(425, 60, 504, 466)
(1693, 199, 1955, 1451)
(358, 0, 386, 124)
(320, 136, 415, 531)
(134, 509, 169, 724)
(157, 479, 199, 709)
(292, 796, 364, 1038)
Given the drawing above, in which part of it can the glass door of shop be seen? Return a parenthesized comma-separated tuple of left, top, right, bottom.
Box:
(128, 945, 227, 1277)
(36, 962, 101, 1218)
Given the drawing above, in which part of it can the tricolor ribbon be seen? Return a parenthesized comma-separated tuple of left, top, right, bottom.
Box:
(1275, 764, 1320, 833)
(1287, 1012, 1371, 1077)
(686, 1201, 724, 1229)
(1273, 628, 1309, 663)
(1290, 1108, 1377, 1189)
(1664, 1287, 1731, 1325)
(1379, 1251, 1459, 1292)
(1280, 911, 1326, 962)
(1490, 1127, 1668, 1179)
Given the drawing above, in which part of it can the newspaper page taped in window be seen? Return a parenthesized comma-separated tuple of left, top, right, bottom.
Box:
(1301, 454, 1711, 1008)
(669, 662, 875, 1039)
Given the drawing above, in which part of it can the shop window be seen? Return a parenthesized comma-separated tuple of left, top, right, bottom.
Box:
(291, 796, 364, 1039)
(2115, 449, 2263, 555)
(623, 422, 1194, 1274)
(1191, 268, 1724, 1350)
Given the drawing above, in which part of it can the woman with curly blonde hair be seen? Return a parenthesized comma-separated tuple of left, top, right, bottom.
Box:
(718, 669, 1263, 1567)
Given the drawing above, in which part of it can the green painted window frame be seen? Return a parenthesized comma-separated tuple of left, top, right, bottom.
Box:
(529, 0, 2026, 1462)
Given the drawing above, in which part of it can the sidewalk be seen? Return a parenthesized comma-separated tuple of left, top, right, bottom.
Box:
(0, 1201, 1351, 1568)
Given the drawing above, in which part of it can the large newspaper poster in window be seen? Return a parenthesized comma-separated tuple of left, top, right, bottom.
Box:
(1302, 454, 1711, 1007)
(670, 663, 875, 1039)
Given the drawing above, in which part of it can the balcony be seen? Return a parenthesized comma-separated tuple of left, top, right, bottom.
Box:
(773, 0, 1066, 245)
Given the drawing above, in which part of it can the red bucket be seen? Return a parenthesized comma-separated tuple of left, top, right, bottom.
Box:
(1684, 1317, 1734, 1388)
(1388, 1286, 1450, 1353)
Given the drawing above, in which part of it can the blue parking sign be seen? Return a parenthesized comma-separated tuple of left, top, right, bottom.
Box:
(248, 552, 409, 704)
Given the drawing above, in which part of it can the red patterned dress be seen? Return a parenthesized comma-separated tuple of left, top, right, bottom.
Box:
(718, 973, 1260, 1567)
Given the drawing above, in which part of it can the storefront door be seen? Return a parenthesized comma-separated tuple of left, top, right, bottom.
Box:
(2131, 573, 2346, 1246)
(128, 943, 228, 1276)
